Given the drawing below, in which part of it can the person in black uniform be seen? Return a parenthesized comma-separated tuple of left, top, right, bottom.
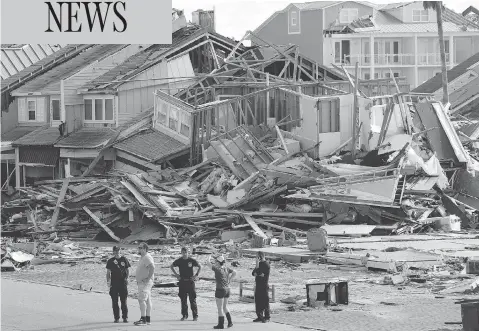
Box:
(170, 247, 202, 321)
(106, 246, 131, 323)
(252, 251, 270, 323)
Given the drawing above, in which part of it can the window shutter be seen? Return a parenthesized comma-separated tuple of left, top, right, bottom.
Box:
(36, 98, 45, 122)
(18, 98, 26, 122)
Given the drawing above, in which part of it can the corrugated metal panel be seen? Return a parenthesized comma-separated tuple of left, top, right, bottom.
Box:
(0, 44, 64, 80)
(19, 147, 59, 166)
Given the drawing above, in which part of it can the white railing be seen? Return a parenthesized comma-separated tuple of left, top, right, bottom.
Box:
(417, 53, 450, 65)
(342, 53, 416, 66)
(341, 53, 452, 66)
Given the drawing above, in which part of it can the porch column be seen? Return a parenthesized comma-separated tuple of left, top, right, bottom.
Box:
(414, 34, 419, 87)
(369, 35, 375, 79)
(65, 158, 71, 178)
(449, 35, 454, 66)
(15, 148, 20, 189)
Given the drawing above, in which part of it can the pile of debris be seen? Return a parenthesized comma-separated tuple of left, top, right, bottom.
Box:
(2, 100, 479, 255)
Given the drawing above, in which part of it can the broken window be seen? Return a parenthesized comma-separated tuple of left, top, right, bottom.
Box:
(169, 106, 179, 131)
(180, 111, 191, 137)
(158, 103, 168, 125)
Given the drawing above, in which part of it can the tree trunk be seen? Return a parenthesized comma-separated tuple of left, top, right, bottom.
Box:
(436, 3, 449, 106)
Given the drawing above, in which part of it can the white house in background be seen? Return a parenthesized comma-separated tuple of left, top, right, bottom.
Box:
(322, 1, 479, 88)
(253, 1, 479, 89)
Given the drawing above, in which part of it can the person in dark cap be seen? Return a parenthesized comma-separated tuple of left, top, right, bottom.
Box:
(170, 247, 202, 321)
(106, 246, 131, 323)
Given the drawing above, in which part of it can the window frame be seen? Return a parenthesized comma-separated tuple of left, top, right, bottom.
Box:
(51, 98, 61, 122)
(339, 8, 359, 24)
(83, 96, 115, 123)
(27, 99, 37, 121)
(291, 11, 297, 26)
(412, 9, 429, 22)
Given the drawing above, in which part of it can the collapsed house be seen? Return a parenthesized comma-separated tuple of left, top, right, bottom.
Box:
(1, 22, 478, 252)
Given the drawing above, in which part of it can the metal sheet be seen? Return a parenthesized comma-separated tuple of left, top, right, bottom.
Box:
(321, 225, 377, 236)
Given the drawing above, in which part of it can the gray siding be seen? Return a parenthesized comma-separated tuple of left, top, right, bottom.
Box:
(254, 9, 324, 63)
(1, 101, 18, 133)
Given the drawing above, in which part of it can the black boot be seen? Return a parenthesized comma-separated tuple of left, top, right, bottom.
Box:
(225, 312, 233, 328)
(213, 316, 225, 329)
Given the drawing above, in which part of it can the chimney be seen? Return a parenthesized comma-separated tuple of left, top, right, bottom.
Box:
(192, 9, 215, 32)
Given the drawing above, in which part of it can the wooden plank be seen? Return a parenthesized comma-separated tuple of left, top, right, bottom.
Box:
(217, 210, 324, 219)
(66, 185, 105, 203)
(121, 181, 152, 207)
(254, 219, 307, 235)
(244, 215, 268, 239)
(50, 178, 71, 230)
(83, 206, 120, 242)
(275, 125, 289, 154)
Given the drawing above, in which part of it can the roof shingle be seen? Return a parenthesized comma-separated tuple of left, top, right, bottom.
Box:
(114, 129, 188, 162)
(12, 126, 62, 146)
(54, 128, 117, 148)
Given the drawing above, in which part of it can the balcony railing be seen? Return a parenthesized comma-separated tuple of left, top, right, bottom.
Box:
(417, 53, 450, 65)
(341, 53, 451, 66)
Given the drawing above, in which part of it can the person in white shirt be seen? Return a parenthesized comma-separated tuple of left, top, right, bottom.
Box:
(134, 242, 155, 326)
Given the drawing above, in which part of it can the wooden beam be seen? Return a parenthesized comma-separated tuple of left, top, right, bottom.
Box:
(50, 178, 70, 230)
(275, 125, 289, 154)
(83, 206, 120, 242)
(254, 219, 307, 235)
(352, 62, 360, 158)
(244, 215, 268, 239)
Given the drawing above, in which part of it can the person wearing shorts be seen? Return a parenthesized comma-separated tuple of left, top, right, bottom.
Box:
(134, 243, 155, 326)
(207, 255, 236, 329)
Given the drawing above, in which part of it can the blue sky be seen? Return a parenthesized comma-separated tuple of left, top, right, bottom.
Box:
(172, 0, 474, 40)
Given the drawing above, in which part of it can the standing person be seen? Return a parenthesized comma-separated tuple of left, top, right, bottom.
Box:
(206, 255, 236, 329)
(134, 242, 155, 326)
(170, 247, 202, 321)
(106, 246, 131, 323)
(252, 251, 270, 323)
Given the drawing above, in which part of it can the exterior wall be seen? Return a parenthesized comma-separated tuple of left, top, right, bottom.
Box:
(418, 67, 441, 86)
(116, 54, 194, 127)
(1, 101, 19, 133)
(386, 7, 403, 22)
(17, 96, 49, 125)
(254, 9, 324, 63)
(323, 2, 374, 28)
(455, 36, 479, 64)
(64, 44, 147, 130)
(282, 94, 355, 157)
(117, 61, 169, 126)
